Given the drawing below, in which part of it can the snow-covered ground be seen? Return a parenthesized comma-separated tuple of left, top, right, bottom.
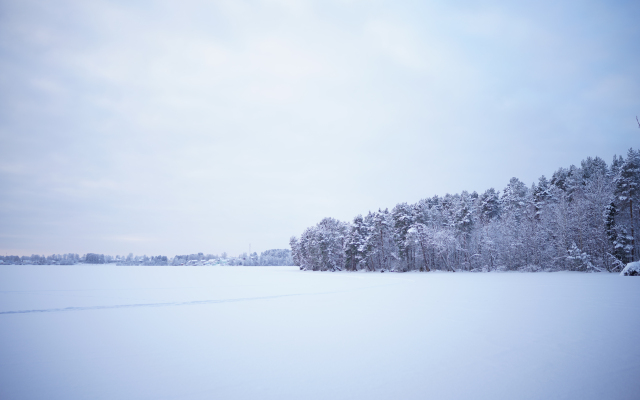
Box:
(1, 266, 638, 400)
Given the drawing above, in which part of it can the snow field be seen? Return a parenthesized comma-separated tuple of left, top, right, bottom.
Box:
(0, 265, 639, 400)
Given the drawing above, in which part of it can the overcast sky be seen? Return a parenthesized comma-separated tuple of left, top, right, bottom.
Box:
(1, 0, 639, 257)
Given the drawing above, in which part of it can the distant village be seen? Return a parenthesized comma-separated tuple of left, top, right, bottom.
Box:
(0, 249, 293, 267)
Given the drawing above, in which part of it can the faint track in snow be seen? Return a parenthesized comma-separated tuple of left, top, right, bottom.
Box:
(0, 277, 413, 315)
(0, 278, 409, 315)
(0, 293, 322, 314)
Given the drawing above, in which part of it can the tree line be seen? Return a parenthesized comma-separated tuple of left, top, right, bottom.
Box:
(290, 149, 639, 272)
(1, 249, 293, 266)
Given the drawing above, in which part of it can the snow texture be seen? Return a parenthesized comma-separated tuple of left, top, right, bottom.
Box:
(1, 265, 639, 400)
(620, 261, 640, 276)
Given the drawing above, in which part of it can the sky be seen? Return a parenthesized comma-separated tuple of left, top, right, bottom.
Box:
(1, 0, 639, 257)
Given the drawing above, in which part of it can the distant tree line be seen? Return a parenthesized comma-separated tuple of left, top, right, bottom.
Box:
(290, 149, 640, 273)
(1, 249, 293, 267)
(0, 253, 81, 265)
(117, 254, 168, 266)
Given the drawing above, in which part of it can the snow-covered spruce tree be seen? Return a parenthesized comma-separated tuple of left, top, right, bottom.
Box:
(533, 176, 551, 219)
(610, 154, 624, 177)
(613, 149, 640, 262)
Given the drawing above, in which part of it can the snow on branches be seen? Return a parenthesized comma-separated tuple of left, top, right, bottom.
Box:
(291, 150, 640, 272)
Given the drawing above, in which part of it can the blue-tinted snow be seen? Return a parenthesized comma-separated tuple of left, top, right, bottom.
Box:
(0, 265, 639, 400)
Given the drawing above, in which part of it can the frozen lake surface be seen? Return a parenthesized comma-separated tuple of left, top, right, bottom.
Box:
(1, 265, 639, 400)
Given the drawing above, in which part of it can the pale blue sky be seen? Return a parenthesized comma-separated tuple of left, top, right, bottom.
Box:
(1, 0, 639, 256)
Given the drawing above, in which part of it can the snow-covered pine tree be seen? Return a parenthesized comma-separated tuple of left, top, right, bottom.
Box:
(344, 215, 367, 271)
(479, 188, 500, 224)
(392, 203, 416, 271)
